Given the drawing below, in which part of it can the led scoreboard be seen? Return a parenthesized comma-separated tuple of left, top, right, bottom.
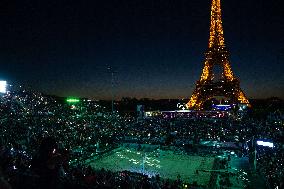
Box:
(0, 81, 7, 94)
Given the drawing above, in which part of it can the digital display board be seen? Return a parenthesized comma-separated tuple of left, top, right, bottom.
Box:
(0, 81, 7, 93)
(66, 98, 80, 103)
(257, 141, 274, 148)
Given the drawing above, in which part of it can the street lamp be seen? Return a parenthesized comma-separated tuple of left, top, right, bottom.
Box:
(107, 66, 115, 113)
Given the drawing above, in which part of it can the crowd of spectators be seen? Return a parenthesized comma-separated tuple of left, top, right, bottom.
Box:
(256, 147, 284, 189)
(0, 89, 283, 188)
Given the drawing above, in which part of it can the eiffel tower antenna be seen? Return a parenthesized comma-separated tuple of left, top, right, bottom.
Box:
(208, 0, 225, 49)
(186, 0, 250, 110)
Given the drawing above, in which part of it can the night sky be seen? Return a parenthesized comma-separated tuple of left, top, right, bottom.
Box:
(0, 0, 283, 100)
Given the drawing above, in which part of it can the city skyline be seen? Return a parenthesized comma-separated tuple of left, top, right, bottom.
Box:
(0, 0, 283, 100)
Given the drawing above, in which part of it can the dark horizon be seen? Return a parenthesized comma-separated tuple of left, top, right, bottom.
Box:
(0, 0, 283, 100)
(8, 86, 284, 101)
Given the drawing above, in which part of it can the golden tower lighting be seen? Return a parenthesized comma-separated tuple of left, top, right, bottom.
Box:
(186, 0, 250, 110)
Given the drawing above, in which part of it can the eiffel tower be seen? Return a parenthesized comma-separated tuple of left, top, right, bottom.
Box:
(186, 0, 250, 110)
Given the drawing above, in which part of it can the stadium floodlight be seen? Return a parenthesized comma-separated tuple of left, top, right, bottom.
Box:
(66, 98, 80, 103)
(257, 141, 274, 148)
(0, 81, 7, 93)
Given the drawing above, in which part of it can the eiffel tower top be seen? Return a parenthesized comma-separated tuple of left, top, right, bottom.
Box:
(208, 0, 225, 49)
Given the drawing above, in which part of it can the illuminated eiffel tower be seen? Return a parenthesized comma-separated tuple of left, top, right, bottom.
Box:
(186, 0, 250, 110)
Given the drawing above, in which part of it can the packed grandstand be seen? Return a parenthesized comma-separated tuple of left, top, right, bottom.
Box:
(0, 88, 283, 189)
